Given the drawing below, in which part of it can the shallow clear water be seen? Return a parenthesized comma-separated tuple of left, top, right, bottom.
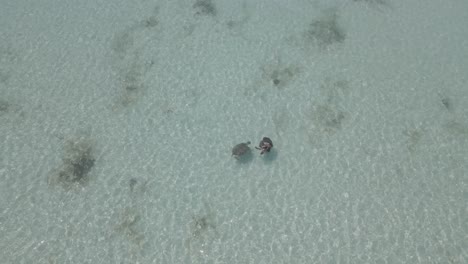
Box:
(1, 0, 467, 263)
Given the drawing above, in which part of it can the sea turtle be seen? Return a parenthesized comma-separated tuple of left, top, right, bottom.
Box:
(232, 141, 251, 159)
(255, 137, 273, 155)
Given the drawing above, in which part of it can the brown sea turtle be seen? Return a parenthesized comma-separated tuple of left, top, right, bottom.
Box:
(232, 141, 251, 159)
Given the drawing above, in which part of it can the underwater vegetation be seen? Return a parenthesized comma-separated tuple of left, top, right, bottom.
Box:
(0, 42, 19, 84)
(0, 99, 25, 120)
(272, 107, 290, 139)
(48, 136, 95, 188)
(141, 15, 159, 29)
(129, 178, 138, 192)
(193, 0, 217, 16)
(351, 0, 392, 12)
(115, 207, 145, 247)
(445, 120, 468, 137)
(262, 62, 301, 90)
(353, 0, 389, 7)
(0, 100, 9, 114)
(438, 93, 452, 111)
(305, 10, 346, 48)
(111, 54, 155, 109)
(187, 202, 217, 239)
(441, 97, 451, 110)
(244, 57, 302, 99)
(304, 78, 350, 146)
(110, 7, 160, 58)
(312, 104, 346, 132)
(118, 61, 151, 107)
(403, 126, 425, 153)
(353, 0, 386, 3)
(0, 71, 9, 84)
(190, 214, 216, 239)
(109, 7, 160, 110)
(185, 202, 218, 260)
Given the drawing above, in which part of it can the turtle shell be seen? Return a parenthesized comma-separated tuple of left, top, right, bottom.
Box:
(232, 141, 251, 158)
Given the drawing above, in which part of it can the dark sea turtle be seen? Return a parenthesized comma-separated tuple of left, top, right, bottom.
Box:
(255, 137, 273, 155)
(232, 141, 251, 159)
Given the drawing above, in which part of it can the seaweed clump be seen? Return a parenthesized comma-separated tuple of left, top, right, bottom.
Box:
(0, 100, 9, 114)
(263, 65, 300, 90)
(305, 11, 345, 48)
(49, 137, 95, 188)
(193, 0, 217, 16)
(353, 0, 389, 7)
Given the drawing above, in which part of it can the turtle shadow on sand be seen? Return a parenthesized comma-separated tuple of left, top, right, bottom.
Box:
(235, 151, 253, 163)
(261, 148, 278, 163)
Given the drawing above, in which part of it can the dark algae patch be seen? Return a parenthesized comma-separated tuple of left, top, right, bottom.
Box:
(115, 207, 145, 247)
(190, 215, 216, 239)
(305, 10, 345, 48)
(109, 6, 159, 110)
(304, 78, 351, 147)
(0, 100, 9, 113)
(267, 67, 297, 89)
(185, 202, 218, 259)
(193, 0, 217, 16)
(49, 136, 96, 188)
(62, 151, 95, 182)
(353, 0, 390, 7)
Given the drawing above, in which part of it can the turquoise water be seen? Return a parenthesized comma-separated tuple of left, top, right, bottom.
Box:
(1, 0, 467, 263)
